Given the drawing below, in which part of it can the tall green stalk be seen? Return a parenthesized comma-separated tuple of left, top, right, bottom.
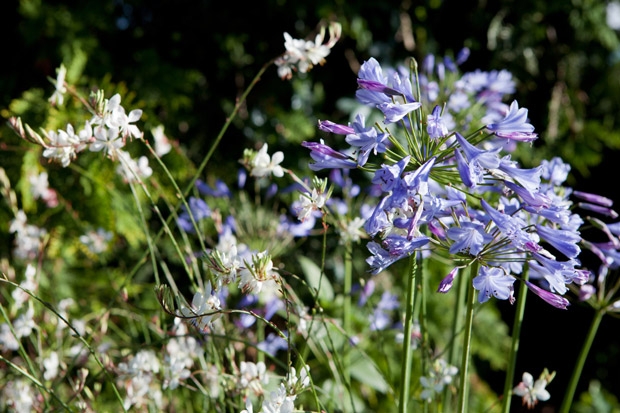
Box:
(399, 254, 418, 413)
(501, 267, 529, 413)
(343, 240, 353, 402)
(457, 261, 479, 413)
(559, 308, 605, 413)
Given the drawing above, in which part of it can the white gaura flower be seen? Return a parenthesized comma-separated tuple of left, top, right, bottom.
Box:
(89, 125, 124, 160)
(43, 351, 60, 381)
(178, 282, 221, 332)
(239, 361, 269, 395)
(261, 383, 296, 413)
(49, 64, 67, 106)
(11, 264, 37, 310)
(151, 125, 171, 156)
(295, 188, 326, 222)
(275, 22, 342, 80)
(116, 151, 153, 183)
(42, 125, 85, 167)
(607, 1, 620, 30)
(251, 143, 284, 178)
(513, 370, 553, 409)
(238, 251, 279, 295)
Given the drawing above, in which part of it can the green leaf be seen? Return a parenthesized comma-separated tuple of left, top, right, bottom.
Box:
(298, 255, 334, 303)
(350, 355, 390, 393)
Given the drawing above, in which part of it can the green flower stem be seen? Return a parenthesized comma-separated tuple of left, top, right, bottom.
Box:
(501, 267, 529, 413)
(416, 257, 430, 413)
(457, 261, 479, 413)
(343, 241, 353, 396)
(559, 308, 605, 413)
(399, 254, 418, 413)
(444, 266, 467, 406)
(417, 257, 429, 376)
(187, 59, 275, 196)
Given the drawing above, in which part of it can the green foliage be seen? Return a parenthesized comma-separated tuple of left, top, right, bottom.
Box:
(573, 380, 620, 413)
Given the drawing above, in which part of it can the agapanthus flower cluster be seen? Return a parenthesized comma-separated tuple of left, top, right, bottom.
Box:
(304, 52, 591, 308)
(275, 22, 342, 80)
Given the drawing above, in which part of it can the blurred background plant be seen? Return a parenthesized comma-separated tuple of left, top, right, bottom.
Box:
(2, 0, 620, 411)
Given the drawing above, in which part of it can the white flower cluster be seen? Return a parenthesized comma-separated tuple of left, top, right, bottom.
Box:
(12, 82, 152, 184)
(117, 349, 163, 410)
(0, 308, 35, 351)
(275, 22, 342, 80)
(419, 358, 459, 402)
(79, 227, 113, 254)
(11, 264, 37, 310)
(204, 230, 280, 296)
(240, 364, 311, 413)
(163, 319, 202, 390)
(28, 171, 58, 207)
(239, 361, 269, 396)
(0, 379, 37, 412)
(9, 210, 47, 260)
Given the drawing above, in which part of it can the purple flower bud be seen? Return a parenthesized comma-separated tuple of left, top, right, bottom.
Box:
(525, 281, 570, 309)
(301, 141, 357, 171)
(357, 79, 401, 96)
(318, 120, 355, 135)
(423, 54, 435, 74)
(437, 62, 445, 82)
(456, 47, 470, 65)
(444, 55, 457, 72)
(494, 131, 539, 142)
(573, 191, 614, 207)
(578, 202, 619, 219)
(438, 267, 459, 293)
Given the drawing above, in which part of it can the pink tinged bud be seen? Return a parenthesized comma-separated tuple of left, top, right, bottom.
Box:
(573, 191, 614, 207)
(525, 281, 570, 309)
(438, 268, 459, 293)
